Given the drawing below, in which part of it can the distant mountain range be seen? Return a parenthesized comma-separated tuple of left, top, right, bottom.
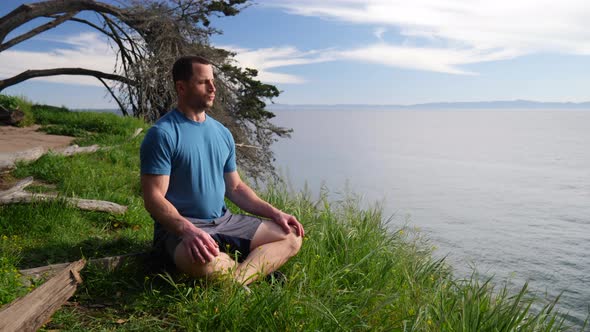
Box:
(72, 100, 590, 114)
(268, 100, 590, 110)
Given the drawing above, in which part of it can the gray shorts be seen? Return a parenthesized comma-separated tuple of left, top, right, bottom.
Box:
(153, 210, 263, 265)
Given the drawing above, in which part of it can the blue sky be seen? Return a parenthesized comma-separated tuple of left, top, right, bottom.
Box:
(1, 0, 590, 108)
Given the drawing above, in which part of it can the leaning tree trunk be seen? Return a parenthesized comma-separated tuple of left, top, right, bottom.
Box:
(0, 68, 135, 93)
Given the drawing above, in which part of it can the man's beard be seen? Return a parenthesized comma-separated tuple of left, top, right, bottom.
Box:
(191, 97, 212, 111)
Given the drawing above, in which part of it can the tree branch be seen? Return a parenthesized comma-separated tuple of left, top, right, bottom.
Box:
(99, 13, 133, 68)
(0, 11, 79, 52)
(97, 77, 128, 116)
(67, 16, 116, 39)
(0, 68, 135, 92)
(0, 0, 124, 44)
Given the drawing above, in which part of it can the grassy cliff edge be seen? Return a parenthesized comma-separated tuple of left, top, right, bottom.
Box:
(0, 97, 579, 331)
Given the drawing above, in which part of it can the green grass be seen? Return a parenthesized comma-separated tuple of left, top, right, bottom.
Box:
(0, 98, 582, 331)
(31, 103, 145, 146)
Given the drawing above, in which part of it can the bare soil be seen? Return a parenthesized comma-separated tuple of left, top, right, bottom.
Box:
(0, 125, 74, 153)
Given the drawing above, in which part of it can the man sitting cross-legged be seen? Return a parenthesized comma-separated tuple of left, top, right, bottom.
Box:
(140, 55, 304, 285)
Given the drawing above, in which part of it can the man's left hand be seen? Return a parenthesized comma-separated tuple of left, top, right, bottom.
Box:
(272, 211, 305, 237)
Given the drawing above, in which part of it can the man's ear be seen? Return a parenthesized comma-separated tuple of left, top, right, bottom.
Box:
(175, 81, 184, 95)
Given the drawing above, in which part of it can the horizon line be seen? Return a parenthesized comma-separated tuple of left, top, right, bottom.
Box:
(269, 99, 590, 107)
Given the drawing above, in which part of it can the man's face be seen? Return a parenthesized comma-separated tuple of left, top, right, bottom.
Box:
(178, 62, 216, 110)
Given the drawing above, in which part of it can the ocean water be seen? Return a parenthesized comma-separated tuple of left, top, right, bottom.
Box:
(270, 109, 590, 327)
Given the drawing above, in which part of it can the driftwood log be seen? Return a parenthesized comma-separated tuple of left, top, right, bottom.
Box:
(0, 176, 34, 199)
(56, 144, 100, 156)
(0, 146, 45, 171)
(0, 105, 24, 126)
(0, 176, 127, 214)
(3, 254, 149, 331)
(0, 252, 148, 330)
(19, 252, 148, 281)
(235, 143, 261, 149)
(0, 259, 86, 332)
(0, 144, 100, 171)
(129, 127, 143, 140)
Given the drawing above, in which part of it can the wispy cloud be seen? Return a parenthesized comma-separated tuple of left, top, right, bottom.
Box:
(337, 45, 468, 75)
(221, 41, 522, 80)
(252, 0, 590, 76)
(264, 0, 590, 55)
(221, 45, 334, 84)
(0, 32, 117, 86)
(373, 27, 386, 42)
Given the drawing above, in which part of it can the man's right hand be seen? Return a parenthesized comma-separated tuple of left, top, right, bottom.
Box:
(180, 225, 219, 264)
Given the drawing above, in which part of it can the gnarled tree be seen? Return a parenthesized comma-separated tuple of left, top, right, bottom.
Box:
(0, 0, 290, 179)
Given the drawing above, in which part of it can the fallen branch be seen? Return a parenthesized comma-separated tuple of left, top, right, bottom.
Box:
(0, 259, 86, 332)
(4, 253, 150, 330)
(54, 144, 100, 156)
(0, 176, 127, 214)
(129, 127, 143, 140)
(0, 176, 33, 199)
(0, 147, 45, 171)
(0, 144, 101, 171)
(0, 192, 127, 214)
(19, 252, 148, 281)
(235, 143, 261, 149)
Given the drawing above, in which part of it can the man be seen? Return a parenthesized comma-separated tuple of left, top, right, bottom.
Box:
(140, 56, 304, 285)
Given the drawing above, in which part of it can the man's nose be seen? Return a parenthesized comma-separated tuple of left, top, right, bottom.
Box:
(207, 79, 216, 92)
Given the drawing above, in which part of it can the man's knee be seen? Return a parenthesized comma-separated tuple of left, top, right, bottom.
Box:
(286, 226, 303, 256)
(250, 221, 303, 256)
(174, 244, 237, 278)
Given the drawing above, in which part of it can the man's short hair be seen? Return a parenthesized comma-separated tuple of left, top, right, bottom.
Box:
(172, 56, 211, 82)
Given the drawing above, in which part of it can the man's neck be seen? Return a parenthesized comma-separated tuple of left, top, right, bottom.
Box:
(177, 106, 207, 123)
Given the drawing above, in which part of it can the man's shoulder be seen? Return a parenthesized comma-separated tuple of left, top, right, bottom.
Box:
(153, 109, 179, 129)
(150, 110, 184, 137)
(206, 114, 223, 127)
(143, 110, 179, 145)
(206, 115, 232, 136)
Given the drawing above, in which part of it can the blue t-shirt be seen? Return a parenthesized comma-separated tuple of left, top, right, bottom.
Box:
(140, 109, 236, 220)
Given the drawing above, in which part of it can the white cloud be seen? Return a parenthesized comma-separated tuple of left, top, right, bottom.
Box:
(262, 0, 590, 60)
(336, 45, 469, 75)
(373, 27, 386, 41)
(221, 45, 334, 84)
(0, 32, 117, 87)
(222, 41, 523, 80)
(337, 43, 525, 74)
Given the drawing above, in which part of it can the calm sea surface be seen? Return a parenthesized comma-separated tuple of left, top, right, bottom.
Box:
(270, 109, 590, 326)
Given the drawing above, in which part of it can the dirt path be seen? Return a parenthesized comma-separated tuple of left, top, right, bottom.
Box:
(0, 125, 74, 153)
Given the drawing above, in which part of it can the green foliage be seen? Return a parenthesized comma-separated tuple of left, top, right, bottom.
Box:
(207, 0, 247, 16)
(0, 236, 28, 305)
(31, 104, 146, 146)
(0, 94, 19, 109)
(220, 64, 280, 121)
(32, 104, 145, 135)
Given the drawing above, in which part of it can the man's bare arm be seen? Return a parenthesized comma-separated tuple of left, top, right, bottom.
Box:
(141, 174, 219, 263)
(141, 174, 186, 235)
(224, 171, 305, 237)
